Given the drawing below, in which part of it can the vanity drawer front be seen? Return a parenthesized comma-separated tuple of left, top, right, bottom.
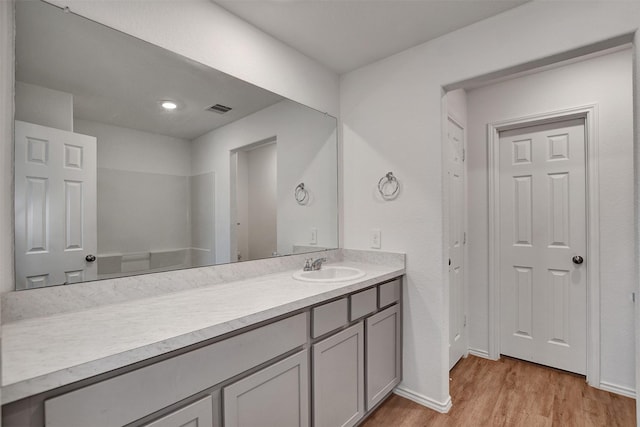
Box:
(44, 313, 307, 427)
(312, 298, 348, 338)
(378, 279, 401, 308)
(143, 395, 213, 427)
(350, 288, 377, 321)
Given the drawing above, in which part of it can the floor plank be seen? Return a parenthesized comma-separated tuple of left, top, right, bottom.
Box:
(361, 355, 635, 427)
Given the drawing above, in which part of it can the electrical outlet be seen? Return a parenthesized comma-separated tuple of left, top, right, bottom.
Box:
(370, 228, 381, 249)
(310, 227, 317, 245)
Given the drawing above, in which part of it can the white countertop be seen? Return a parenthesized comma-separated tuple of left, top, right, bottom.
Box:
(1, 260, 404, 404)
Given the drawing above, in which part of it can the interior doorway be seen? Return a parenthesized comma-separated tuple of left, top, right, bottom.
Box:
(230, 137, 277, 262)
(450, 45, 634, 396)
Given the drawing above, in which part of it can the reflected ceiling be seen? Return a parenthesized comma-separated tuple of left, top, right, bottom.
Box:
(16, 1, 284, 140)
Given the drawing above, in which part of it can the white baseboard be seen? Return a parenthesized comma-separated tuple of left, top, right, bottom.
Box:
(467, 348, 491, 359)
(394, 386, 452, 413)
(599, 381, 636, 398)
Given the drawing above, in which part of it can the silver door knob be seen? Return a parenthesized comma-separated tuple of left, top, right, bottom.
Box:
(572, 255, 584, 265)
(85, 254, 96, 262)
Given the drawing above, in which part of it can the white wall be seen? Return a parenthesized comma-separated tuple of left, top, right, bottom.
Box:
(192, 100, 337, 264)
(74, 119, 192, 256)
(75, 119, 191, 177)
(466, 48, 634, 393)
(341, 1, 640, 410)
(47, 0, 339, 117)
(15, 82, 73, 132)
(190, 172, 215, 267)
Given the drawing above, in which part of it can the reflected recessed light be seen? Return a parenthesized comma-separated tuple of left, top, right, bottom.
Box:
(161, 101, 177, 110)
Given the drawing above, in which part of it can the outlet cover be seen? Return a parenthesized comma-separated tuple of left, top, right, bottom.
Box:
(370, 228, 381, 249)
(310, 227, 318, 245)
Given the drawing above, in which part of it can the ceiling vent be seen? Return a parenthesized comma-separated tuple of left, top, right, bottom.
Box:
(206, 104, 232, 114)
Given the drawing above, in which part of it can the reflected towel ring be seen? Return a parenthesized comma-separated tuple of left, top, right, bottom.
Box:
(295, 183, 309, 205)
(378, 172, 399, 200)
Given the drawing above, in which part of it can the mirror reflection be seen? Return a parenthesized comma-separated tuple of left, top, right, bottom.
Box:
(14, 1, 338, 290)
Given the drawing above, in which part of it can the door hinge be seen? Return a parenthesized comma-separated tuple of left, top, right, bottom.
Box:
(464, 315, 467, 327)
(462, 148, 465, 161)
(463, 232, 466, 244)
(632, 292, 636, 303)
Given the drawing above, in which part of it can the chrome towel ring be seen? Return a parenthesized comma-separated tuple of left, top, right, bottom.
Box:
(295, 182, 309, 205)
(378, 172, 399, 200)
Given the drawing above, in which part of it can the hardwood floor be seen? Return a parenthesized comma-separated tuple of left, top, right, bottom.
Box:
(361, 355, 636, 427)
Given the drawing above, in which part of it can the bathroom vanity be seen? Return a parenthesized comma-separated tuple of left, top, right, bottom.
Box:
(2, 250, 404, 427)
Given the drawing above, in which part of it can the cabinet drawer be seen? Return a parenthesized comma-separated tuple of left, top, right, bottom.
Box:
(350, 288, 377, 321)
(44, 313, 307, 427)
(378, 279, 400, 308)
(143, 395, 213, 427)
(312, 298, 348, 338)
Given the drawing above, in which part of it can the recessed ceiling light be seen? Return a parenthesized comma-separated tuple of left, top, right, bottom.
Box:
(161, 101, 177, 110)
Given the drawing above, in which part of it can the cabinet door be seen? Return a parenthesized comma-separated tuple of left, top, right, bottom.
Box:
(313, 323, 364, 427)
(366, 304, 401, 410)
(223, 350, 309, 427)
(143, 395, 213, 427)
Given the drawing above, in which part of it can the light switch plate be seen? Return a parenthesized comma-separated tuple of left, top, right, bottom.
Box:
(370, 228, 381, 249)
(310, 227, 317, 245)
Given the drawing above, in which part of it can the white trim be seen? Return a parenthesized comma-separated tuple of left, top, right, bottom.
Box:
(394, 386, 452, 413)
(467, 348, 492, 359)
(599, 381, 636, 399)
(487, 105, 600, 386)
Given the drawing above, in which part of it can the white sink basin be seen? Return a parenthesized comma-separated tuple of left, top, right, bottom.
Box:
(292, 266, 366, 283)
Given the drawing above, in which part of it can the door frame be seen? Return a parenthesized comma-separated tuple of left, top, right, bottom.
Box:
(487, 104, 600, 386)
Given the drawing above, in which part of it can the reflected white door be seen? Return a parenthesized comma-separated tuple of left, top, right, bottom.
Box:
(448, 117, 466, 369)
(499, 118, 586, 374)
(14, 120, 97, 289)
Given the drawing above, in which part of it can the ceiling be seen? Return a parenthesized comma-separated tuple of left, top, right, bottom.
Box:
(15, 1, 284, 140)
(214, 0, 529, 74)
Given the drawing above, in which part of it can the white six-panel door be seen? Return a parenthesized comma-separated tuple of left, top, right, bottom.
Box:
(14, 120, 97, 289)
(499, 118, 586, 374)
(448, 117, 466, 370)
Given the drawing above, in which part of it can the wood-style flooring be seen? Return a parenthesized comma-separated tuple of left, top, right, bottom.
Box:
(361, 355, 635, 427)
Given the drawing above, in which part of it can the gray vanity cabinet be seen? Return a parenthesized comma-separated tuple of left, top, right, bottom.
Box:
(4, 278, 403, 427)
(143, 396, 214, 427)
(312, 323, 365, 427)
(365, 304, 401, 411)
(223, 350, 309, 427)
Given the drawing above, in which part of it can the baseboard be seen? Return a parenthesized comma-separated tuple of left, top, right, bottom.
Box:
(599, 381, 636, 398)
(467, 348, 491, 359)
(394, 386, 452, 413)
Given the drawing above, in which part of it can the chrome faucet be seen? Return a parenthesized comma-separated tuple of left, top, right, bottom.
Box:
(303, 258, 313, 271)
(311, 257, 327, 270)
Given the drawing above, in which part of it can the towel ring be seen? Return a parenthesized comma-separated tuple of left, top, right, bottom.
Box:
(295, 183, 309, 205)
(378, 172, 399, 200)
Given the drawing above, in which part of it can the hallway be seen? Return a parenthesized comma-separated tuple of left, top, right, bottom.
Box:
(362, 355, 635, 426)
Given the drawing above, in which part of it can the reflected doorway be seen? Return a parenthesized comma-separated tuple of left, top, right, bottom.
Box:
(230, 137, 277, 262)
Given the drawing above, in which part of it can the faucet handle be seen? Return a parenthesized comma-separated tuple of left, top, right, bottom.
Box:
(303, 258, 313, 271)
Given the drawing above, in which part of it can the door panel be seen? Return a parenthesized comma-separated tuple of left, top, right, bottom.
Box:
(499, 118, 586, 374)
(15, 120, 97, 289)
(448, 117, 466, 369)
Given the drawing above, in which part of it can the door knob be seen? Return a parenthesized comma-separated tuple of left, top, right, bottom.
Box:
(572, 255, 584, 265)
(85, 254, 96, 262)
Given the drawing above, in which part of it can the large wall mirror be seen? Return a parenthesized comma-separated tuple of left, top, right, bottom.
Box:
(13, 1, 338, 290)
